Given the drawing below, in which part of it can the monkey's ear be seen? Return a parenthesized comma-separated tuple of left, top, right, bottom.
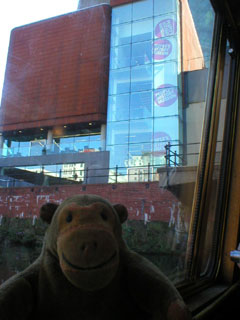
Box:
(113, 204, 128, 224)
(40, 203, 59, 224)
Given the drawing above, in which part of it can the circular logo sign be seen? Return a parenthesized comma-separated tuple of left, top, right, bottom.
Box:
(155, 19, 177, 38)
(153, 38, 172, 61)
(154, 84, 178, 107)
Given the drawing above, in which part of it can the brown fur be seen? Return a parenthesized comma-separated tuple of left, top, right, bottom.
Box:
(0, 194, 191, 320)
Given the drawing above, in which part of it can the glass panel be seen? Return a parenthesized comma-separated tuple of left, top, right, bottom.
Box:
(129, 143, 153, 166)
(131, 64, 153, 92)
(111, 24, 131, 47)
(154, 62, 178, 88)
(107, 144, 129, 170)
(109, 68, 131, 95)
(129, 118, 153, 144)
(197, 45, 231, 276)
(110, 45, 131, 69)
(19, 142, 30, 157)
(107, 121, 129, 145)
(132, 18, 153, 43)
(75, 136, 90, 152)
(59, 137, 75, 153)
(112, 4, 132, 25)
(154, 0, 177, 16)
(154, 15, 177, 39)
(131, 41, 153, 66)
(108, 94, 130, 121)
(132, 0, 153, 20)
(130, 91, 153, 119)
(153, 85, 179, 117)
(0, 0, 218, 287)
(153, 36, 178, 63)
(154, 116, 179, 142)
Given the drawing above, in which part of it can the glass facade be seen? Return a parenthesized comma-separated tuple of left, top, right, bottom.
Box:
(107, 0, 182, 176)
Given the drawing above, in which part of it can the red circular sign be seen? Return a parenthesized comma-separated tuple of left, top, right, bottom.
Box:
(154, 84, 178, 107)
(155, 19, 177, 38)
(153, 38, 172, 60)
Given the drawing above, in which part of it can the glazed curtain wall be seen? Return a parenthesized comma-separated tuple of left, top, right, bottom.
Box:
(106, 0, 182, 177)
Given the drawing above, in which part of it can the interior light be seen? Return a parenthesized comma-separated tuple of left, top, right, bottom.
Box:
(40, 128, 44, 131)
(18, 131, 22, 133)
(89, 122, 92, 126)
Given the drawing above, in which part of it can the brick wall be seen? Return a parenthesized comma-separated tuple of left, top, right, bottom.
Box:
(0, 182, 179, 224)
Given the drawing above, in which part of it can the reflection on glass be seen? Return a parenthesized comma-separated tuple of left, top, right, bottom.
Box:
(129, 118, 153, 144)
(153, 36, 177, 63)
(130, 91, 153, 119)
(112, 4, 132, 25)
(111, 24, 131, 47)
(132, 0, 153, 20)
(132, 18, 153, 43)
(0, 0, 217, 286)
(107, 144, 129, 169)
(129, 143, 153, 166)
(131, 64, 153, 92)
(110, 45, 131, 69)
(154, 15, 177, 39)
(107, 121, 129, 145)
(154, 0, 177, 16)
(108, 94, 130, 121)
(198, 46, 230, 276)
(109, 68, 131, 95)
(154, 86, 179, 117)
(131, 41, 153, 66)
(154, 62, 178, 88)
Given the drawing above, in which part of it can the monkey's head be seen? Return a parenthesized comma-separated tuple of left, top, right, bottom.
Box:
(40, 194, 128, 292)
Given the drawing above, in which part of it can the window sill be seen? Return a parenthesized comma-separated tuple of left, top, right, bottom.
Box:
(183, 281, 240, 319)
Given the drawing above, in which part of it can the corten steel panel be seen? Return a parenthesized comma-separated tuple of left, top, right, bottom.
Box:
(0, 5, 111, 132)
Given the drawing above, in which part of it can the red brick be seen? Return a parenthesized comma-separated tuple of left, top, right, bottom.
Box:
(0, 182, 183, 224)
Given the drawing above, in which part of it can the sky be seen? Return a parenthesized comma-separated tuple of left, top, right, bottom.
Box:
(0, 0, 79, 102)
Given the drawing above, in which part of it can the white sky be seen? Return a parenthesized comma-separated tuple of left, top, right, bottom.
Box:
(0, 0, 79, 102)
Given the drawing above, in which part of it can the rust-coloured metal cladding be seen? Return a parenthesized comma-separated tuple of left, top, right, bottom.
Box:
(0, 5, 111, 132)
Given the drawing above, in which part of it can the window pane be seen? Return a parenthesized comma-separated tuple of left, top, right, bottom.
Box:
(133, 0, 153, 20)
(154, 85, 179, 117)
(129, 118, 153, 144)
(153, 36, 178, 63)
(107, 144, 129, 170)
(131, 64, 153, 92)
(108, 94, 130, 121)
(110, 45, 131, 69)
(111, 23, 131, 47)
(109, 68, 131, 95)
(154, 116, 179, 142)
(131, 41, 153, 66)
(154, 0, 177, 16)
(0, 0, 218, 288)
(154, 15, 177, 39)
(154, 62, 178, 88)
(130, 91, 153, 119)
(132, 18, 153, 43)
(197, 45, 231, 276)
(112, 4, 132, 25)
(107, 121, 129, 145)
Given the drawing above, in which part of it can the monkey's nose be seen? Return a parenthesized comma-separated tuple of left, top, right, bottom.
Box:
(81, 241, 98, 257)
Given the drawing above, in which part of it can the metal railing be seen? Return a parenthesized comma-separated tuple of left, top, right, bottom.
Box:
(0, 140, 223, 188)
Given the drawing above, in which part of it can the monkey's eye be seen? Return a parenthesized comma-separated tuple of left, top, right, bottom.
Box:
(100, 211, 108, 221)
(66, 212, 73, 223)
